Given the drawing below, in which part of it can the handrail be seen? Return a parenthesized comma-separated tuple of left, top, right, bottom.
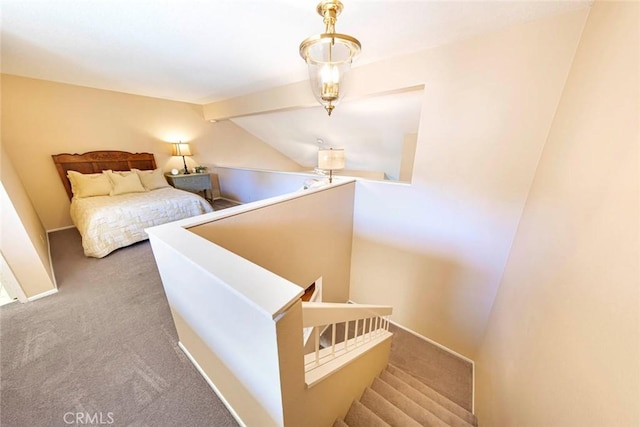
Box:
(302, 302, 393, 327)
(301, 302, 393, 387)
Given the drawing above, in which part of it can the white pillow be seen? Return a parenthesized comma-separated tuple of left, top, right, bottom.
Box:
(67, 170, 112, 198)
(133, 168, 170, 191)
(104, 170, 147, 196)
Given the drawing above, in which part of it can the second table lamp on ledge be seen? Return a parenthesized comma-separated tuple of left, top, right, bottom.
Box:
(172, 142, 192, 174)
(318, 148, 345, 183)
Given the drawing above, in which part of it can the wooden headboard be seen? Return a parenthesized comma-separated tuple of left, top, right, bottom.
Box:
(52, 150, 157, 200)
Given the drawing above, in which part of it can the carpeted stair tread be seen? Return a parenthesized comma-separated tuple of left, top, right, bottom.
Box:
(379, 371, 473, 427)
(360, 388, 422, 427)
(371, 377, 449, 427)
(344, 400, 390, 427)
(333, 418, 350, 427)
(385, 366, 477, 426)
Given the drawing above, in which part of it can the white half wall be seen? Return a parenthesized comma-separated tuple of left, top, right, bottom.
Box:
(214, 166, 325, 203)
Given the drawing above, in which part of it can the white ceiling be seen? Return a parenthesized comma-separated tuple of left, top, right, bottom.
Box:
(232, 88, 424, 179)
(1, 0, 592, 104)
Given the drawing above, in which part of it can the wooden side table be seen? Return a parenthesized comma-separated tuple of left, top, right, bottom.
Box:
(165, 173, 213, 202)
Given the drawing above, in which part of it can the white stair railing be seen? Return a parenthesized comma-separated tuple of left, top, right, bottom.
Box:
(301, 302, 393, 386)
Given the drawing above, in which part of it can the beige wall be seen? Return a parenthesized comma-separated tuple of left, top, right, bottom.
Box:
(195, 119, 303, 173)
(0, 10, 593, 358)
(351, 9, 589, 358)
(203, 9, 590, 357)
(475, 1, 639, 425)
(191, 182, 355, 302)
(399, 132, 417, 182)
(0, 147, 56, 298)
(0, 75, 301, 230)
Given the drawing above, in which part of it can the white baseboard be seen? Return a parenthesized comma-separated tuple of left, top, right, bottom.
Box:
(387, 319, 476, 414)
(389, 320, 474, 364)
(347, 299, 472, 362)
(46, 225, 76, 233)
(46, 225, 73, 289)
(46, 232, 58, 290)
(27, 288, 58, 302)
(215, 197, 242, 204)
(177, 341, 246, 427)
(348, 299, 475, 414)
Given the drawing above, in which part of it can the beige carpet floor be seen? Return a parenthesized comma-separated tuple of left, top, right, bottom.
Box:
(0, 228, 238, 427)
(1, 226, 473, 426)
(387, 324, 473, 412)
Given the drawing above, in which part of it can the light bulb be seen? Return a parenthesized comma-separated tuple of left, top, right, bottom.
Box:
(320, 64, 340, 102)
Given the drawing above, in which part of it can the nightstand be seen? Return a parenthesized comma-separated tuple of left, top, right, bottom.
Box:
(165, 173, 213, 202)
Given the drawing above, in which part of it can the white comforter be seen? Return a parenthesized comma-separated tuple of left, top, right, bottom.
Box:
(71, 187, 214, 258)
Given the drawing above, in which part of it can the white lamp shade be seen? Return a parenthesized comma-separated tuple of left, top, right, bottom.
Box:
(172, 143, 192, 156)
(318, 148, 345, 170)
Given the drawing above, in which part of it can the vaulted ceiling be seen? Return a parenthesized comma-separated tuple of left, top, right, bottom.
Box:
(230, 88, 424, 179)
(1, 1, 591, 104)
(1, 1, 593, 179)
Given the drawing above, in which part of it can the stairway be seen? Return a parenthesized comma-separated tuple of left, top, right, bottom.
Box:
(334, 364, 478, 427)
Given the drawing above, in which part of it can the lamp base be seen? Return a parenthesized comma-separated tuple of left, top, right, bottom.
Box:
(182, 156, 190, 174)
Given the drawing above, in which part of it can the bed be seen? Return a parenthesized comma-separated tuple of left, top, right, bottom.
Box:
(52, 150, 213, 258)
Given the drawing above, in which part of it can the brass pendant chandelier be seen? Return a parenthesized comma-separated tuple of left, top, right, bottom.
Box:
(299, 0, 361, 116)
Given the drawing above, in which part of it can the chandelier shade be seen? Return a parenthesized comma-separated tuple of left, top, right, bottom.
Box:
(300, 0, 361, 116)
